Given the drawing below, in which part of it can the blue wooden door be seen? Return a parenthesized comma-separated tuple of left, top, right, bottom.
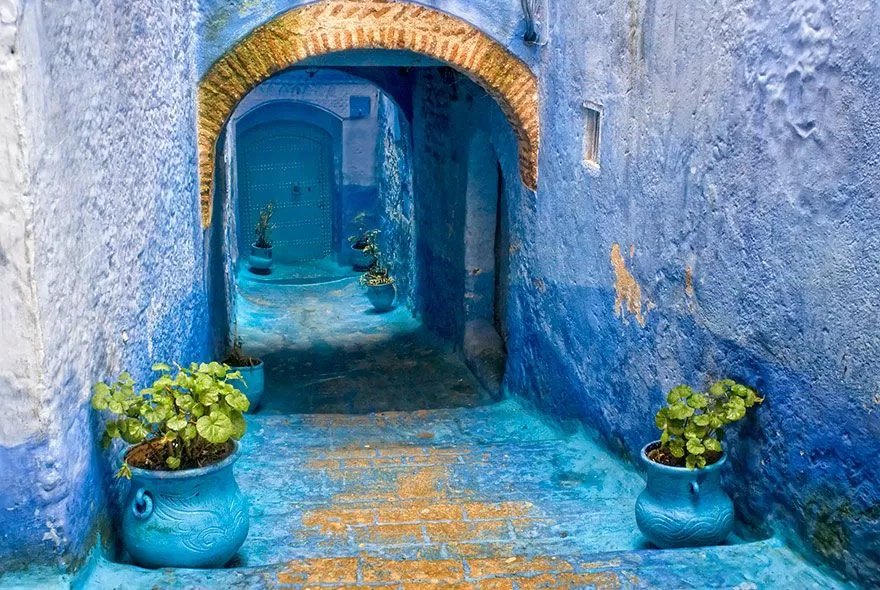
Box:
(237, 121, 333, 262)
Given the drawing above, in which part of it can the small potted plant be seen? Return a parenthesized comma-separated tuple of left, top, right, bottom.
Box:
(223, 331, 264, 411)
(635, 379, 763, 548)
(249, 201, 275, 274)
(359, 239, 396, 312)
(349, 226, 379, 271)
(91, 362, 250, 568)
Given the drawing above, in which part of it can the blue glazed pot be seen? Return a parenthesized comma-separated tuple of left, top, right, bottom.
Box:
(366, 283, 396, 312)
(229, 360, 264, 411)
(635, 442, 734, 548)
(249, 244, 272, 274)
(350, 246, 375, 271)
(121, 441, 249, 568)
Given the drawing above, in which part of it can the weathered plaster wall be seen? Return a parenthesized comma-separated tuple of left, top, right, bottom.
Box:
(376, 92, 417, 310)
(411, 68, 525, 345)
(0, 0, 206, 570)
(502, 0, 880, 585)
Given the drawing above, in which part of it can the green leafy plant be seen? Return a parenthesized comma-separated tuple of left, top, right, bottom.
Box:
(350, 227, 379, 251)
(653, 379, 763, 469)
(92, 362, 250, 478)
(348, 213, 372, 249)
(357, 231, 394, 287)
(224, 325, 258, 368)
(254, 201, 275, 248)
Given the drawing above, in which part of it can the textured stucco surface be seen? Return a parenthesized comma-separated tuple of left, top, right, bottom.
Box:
(0, 0, 208, 570)
(412, 68, 525, 345)
(502, 0, 880, 585)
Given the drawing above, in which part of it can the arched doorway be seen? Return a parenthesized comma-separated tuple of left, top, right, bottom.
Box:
(196, 0, 540, 227)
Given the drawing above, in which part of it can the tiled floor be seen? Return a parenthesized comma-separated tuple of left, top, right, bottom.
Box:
(1, 262, 849, 589)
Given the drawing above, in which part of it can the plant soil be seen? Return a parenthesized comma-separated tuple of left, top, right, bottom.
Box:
(224, 353, 260, 368)
(126, 439, 234, 471)
(646, 442, 722, 468)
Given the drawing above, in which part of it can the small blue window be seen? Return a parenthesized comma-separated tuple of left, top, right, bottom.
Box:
(349, 96, 371, 119)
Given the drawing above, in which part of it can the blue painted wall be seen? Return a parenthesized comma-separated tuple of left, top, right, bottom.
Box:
(1, 0, 210, 571)
(411, 68, 524, 346)
(377, 92, 417, 311)
(501, 0, 880, 585)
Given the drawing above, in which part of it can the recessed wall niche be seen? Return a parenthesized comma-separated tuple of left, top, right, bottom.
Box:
(582, 101, 602, 170)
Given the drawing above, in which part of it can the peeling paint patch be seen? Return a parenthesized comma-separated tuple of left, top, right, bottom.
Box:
(610, 243, 646, 327)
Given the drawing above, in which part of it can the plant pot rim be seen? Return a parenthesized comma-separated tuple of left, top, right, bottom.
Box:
(226, 359, 264, 369)
(122, 440, 241, 480)
(640, 441, 726, 474)
(366, 282, 395, 288)
(251, 242, 272, 250)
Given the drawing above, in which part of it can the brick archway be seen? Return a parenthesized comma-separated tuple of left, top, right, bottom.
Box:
(198, 0, 539, 227)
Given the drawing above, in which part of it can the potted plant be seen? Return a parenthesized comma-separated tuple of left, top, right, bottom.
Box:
(249, 201, 275, 274)
(349, 226, 379, 271)
(224, 332, 264, 411)
(91, 362, 250, 568)
(635, 379, 763, 548)
(360, 246, 396, 312)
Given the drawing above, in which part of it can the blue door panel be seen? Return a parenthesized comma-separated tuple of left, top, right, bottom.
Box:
(237, 121, 333, 262)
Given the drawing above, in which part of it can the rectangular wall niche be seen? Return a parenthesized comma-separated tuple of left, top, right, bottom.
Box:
(582, 101, 602, 170)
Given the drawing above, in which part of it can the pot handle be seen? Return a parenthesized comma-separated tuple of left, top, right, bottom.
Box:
(690, 481, 700, 496)
(132, 488, 154, 520)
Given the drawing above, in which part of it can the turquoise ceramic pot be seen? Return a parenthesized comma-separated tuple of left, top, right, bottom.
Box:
(229, 361, 264, 411)
(121, 442, 249, 568)
(635, 442, 734, 548)
(366, 283, 396, 312)
(249, 244, 272, 274)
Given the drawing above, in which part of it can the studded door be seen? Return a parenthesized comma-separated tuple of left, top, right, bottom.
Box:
(237, 121, 333, 262)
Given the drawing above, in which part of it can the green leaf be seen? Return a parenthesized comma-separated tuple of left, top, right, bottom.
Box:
(687, 394, 708, 409)
(120, 419, 148, 444)
(668, 402, 695, 420)
(669, 439, 685, 458)
(667, 419, 685, 436)
(196, 412, 234, 444)
(165, 456, 181, 469)
(167, 414, 188, 431)
(686, 439, 705, 455)
(693, 414, 711, 427)
(667, 385, 692, 404)
(191, 403, 205, 418)
(229, 411, 247, 439)
(708, 382, 725, 398)
(106, 420, 121, 439)
(659, 430, 669, 445)
(197, 384, 219, 406)
(685, 455, 698, 469)
(116, 463, 133, 479)
(225, 391, 250, 413)
(152, 363, 171, 372)
(704, 438, 722, 452)
(92, 383, 111, 409)
(654, 408, 668, 429)
(181, 424, 197, 441)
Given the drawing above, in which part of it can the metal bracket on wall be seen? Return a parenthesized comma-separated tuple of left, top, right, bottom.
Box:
(521, 0, 549, 46)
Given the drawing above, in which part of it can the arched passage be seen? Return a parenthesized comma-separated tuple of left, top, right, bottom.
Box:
(197, 0, 540, 227)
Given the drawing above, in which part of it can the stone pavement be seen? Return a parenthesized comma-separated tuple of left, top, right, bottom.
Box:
(1, 265, 848, 589)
